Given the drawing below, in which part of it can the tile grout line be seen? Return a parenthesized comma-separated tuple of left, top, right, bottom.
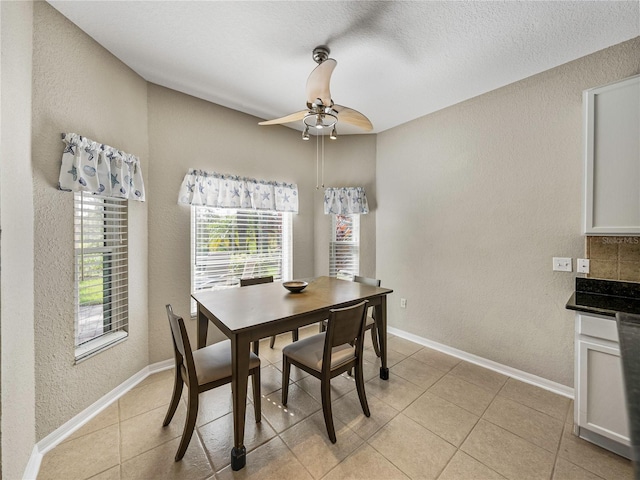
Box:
(435, 376, 509, 479)
(194, 415, 216, 475)
(479, 382, 565, 460)
(364, 363, 462, 480)
(424, 371, 498, 418)
(315, 353, 412, 478)
(364, 430, 412, 479)
(480, 393, 565, 449)
(550, 420, 570, 480)
(553, 410, 609, 480)
(118, 398, 123, 479)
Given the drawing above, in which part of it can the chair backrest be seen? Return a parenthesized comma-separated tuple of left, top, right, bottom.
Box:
(240, 275, 274, 287)
(354, 276, 381, 318)
(353, 275, 381, 288)
(337, 270, 355, 281)
(616, 312, 640, 469)
(323, 300, 368, 372)
(166, 304, 196, 382)
(241, 261, 256, 278)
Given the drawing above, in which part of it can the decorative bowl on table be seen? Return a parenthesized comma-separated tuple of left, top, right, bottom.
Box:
(283, 281, 308, 293)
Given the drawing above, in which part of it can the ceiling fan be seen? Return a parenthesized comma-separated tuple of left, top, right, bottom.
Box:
(259, 46, 373, 139)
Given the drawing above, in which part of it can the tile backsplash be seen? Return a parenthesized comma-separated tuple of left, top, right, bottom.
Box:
(586, 236, 640, 282)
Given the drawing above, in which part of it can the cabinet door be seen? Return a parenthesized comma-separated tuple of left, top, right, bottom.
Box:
(577, 339, 630, 444)
(583, 74, 640, 234)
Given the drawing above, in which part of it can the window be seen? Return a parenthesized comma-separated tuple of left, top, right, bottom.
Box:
(329, 214, 360, 277)
(191, 207, 292, 313)
(74, 192, 128, 361)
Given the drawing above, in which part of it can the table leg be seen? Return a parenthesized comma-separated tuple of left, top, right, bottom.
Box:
(230, 333, 251, 470)
(197, 306, 208, 349)
(376, 296, 389, 380)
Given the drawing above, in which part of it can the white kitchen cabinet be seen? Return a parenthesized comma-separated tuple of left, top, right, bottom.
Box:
(574, 312, 631, 458)
(583, 74, 640, 235)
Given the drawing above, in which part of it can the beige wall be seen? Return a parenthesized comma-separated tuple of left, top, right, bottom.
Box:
(146, 84, 376, 362)
(1, 2, 36, 477)
(377, 37, 640, 387)
(31, 3, 149, 440)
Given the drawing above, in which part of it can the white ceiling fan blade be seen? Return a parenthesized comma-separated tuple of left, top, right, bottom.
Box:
(258, 110, 308, 126)
(334, 105, 373, 131)
(306, 59, 337, 106)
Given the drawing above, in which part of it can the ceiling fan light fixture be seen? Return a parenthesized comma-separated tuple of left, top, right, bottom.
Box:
(303, 112, 337, 132)
(330, 127, 337, 140)
(323, 113, 337, 129)
(302, 126, 310, 140)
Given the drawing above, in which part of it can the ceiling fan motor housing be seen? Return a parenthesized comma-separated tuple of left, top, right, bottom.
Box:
(312, 46, 330, 64)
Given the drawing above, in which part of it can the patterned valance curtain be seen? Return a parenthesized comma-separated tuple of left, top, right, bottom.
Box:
(178, 169, 299, 213)
(324, 187, 369, 215)
(58, 133, 145, 201)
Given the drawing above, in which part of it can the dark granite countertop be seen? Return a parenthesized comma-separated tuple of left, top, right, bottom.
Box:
(566, 278, 640, 318)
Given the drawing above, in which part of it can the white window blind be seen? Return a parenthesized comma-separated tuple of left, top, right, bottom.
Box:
(74, 192, 128, 361)
(191, 207, 292, 313)
(330, 214, 360, 277)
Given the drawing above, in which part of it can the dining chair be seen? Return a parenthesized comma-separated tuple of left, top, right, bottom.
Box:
(321, 275, 382, 358)
(336, 270, 355, 281)
(354, 275, 382, 357)
(240, 276, 299, 351)
(282, 300, 370, 443)
(616, 312, 640, 477)
(163, 304, 261, 461)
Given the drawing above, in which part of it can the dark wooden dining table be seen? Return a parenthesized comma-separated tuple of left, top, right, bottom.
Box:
(191, 275, 393, 470)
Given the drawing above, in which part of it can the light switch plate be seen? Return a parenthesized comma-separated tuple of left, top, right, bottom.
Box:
(577, 258, 590, 274)
(553, 257, 572, 272)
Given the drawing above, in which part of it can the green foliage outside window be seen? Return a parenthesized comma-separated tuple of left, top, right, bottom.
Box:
(194, 208, 285, 289)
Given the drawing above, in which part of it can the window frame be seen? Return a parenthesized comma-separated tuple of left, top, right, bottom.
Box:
(74, 192, 129, 362)
(329, 213, 360, 277)
(191, 206, 293, 315)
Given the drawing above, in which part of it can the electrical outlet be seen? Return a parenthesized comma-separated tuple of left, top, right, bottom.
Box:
(400, 298, 407, 308)
(577, 258, 590, 274)
(552, 257, 572, 272)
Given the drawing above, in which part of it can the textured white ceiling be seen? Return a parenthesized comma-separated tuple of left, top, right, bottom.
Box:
(48, 1, 639, 135)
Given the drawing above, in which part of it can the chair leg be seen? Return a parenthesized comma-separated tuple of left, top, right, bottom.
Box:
(175, 387, 199, 461)
(355, 362, 370, 418)
(251, 366, 261, 423)
(163, 368, 184, 426)
(252, 340, 260, 356)
(370, 326, 381, 357)
(270, 335, 276, 349)
(292, 328, 299, 342)
(321, 380, 337, 443)
(282, 357, 291, 405)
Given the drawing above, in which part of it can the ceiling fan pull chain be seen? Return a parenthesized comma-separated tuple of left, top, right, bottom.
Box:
(315, 133, 319, 190)
(321, 133, 325, 188)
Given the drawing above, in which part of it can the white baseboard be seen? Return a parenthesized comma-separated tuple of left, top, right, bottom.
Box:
(22, 446, 42, 480)
(23, 359, 174, 480)
(388, 327, 574, 399)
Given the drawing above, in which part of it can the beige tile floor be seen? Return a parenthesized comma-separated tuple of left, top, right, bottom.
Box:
(38, 326, 635, 480)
